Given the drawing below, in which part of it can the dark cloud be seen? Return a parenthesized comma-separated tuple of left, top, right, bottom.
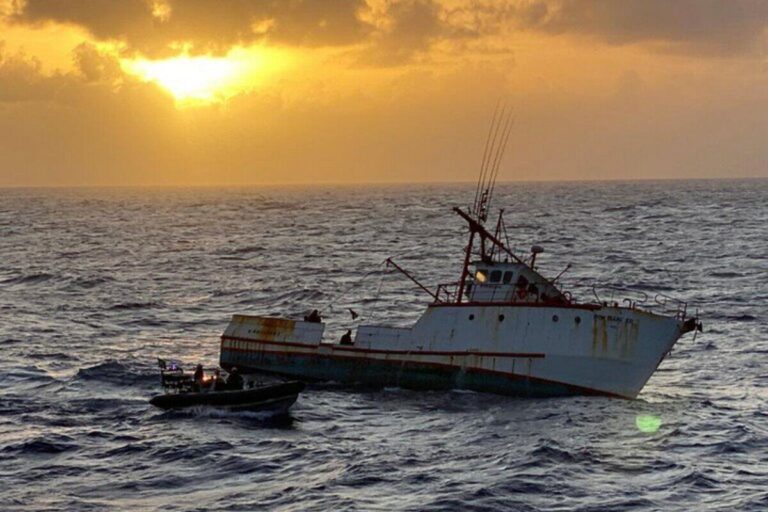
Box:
(0, 42, 153, 103)
(361, 0, 457, 65)
(405, 1, 768, 57)
(0, 45, 71, 102)
(6, 0, 768, 61)
(264, 0, 372, 46)
(9, 0, 471, 65)
(10, 0, 371, 56)
(73, 42, 123, 82)
(506, 0, 768, 56)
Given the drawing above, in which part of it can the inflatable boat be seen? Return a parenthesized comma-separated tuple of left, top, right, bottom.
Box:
(149, 380, 305, 413)
(150, 359, 304, 414)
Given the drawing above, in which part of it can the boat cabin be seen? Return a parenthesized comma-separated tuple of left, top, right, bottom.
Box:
(466, 260, 565, 304)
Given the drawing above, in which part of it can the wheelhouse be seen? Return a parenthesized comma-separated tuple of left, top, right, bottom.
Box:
(467, 260, 565, 304)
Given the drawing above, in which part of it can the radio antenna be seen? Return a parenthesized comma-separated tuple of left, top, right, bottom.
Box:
(473, 102, 514, 224)
(486, 110, 515, 209)
(473, 100, 501, 215)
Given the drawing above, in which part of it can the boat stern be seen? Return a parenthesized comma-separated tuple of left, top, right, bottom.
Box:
(220, 315, 324, 372)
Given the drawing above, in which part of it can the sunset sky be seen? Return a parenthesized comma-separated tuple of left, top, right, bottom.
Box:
(1, 0, 767, 186)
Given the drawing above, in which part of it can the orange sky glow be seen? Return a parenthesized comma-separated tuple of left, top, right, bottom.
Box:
(1, 0, 767, 186)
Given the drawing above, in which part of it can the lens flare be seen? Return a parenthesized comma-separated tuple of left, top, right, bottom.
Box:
(635, 414, 662, 433)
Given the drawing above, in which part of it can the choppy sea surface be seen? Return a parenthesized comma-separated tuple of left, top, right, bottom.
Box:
(0, 180, 766, 511)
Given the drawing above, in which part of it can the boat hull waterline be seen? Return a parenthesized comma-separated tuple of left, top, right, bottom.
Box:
(220, 304, 687, 399)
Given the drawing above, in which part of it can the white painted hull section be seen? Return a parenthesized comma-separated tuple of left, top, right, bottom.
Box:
(220, 303, 684, 399)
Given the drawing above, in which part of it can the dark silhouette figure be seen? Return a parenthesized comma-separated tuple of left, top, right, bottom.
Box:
(226, 367, 244, 391)
(305, 309, 322, 323)
(213, 368, 226, 391)
(192, 364, 205, 391)
(340, 329, 353, 345)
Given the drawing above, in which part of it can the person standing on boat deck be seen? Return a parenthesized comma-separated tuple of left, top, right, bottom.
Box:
(213, 368, 226, 391)
(340, 329, 353, 345)
(193, 364, 204, 391)
(305, 309, 322, 323)
(226, 367, 244, 391)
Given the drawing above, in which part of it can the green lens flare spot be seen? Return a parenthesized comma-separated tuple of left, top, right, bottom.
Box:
(635, 414, 662, 433)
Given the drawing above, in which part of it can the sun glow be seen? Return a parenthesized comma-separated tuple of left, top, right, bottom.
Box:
(124, 55, 244, 103)
(121, 44, 299, 106)
(122, 48, 294, 106)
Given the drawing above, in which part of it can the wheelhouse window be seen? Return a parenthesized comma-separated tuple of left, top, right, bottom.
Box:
(502, 271, 514, 284)
(490, 270, 502, 283)
(475, 269, 488, 283)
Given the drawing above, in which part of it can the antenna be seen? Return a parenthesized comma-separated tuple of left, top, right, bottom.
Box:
(473, 100, 500, 215)
(473, 102, 514, 224)
(486, 111, 515, 209)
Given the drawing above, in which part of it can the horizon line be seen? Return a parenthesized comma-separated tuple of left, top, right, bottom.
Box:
(1, 175, 766, 190)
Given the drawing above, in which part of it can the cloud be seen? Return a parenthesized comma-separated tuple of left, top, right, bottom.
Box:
(73, 42, 123, 82)
(358, 0, 462, 65)
(2, 1, 767, 186)
(10, 0, 767, 62)
(0, 44, 71, 102)
(1, 33, 767, 187)
(369, 0, 768, 58)
(0, 40, 186, 186)
(0, 41, 130, 103)
(8, 0, 480, 66)
(497, 0, 768, 56)
(10, 0, 372, 57)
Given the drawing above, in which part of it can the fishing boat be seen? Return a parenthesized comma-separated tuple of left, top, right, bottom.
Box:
(219, 108, 701, 399)
(149, 360, 304, 413)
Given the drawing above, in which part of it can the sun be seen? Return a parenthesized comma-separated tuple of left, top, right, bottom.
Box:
(124, 55, 243, 103)
(121, 47, 294, 107)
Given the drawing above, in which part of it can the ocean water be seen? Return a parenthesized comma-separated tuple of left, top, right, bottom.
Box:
(0, 180, 766, 511)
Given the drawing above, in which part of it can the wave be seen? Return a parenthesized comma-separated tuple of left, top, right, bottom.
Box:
(670, 468, 721, 490)
(528, 445, 598, 465)
(1, 435, 78, 456)
(229, 245, 265, 255)
(5, 365, 57, 383)
(0, 272, 54, 285)
(75, 360, 156, 387)
(109, 301, 160, 310)
(710, 271, 744, 278)
(603, 205, 636, 212)
(64, 275, 114, 290)
(26, 351, 78, 361)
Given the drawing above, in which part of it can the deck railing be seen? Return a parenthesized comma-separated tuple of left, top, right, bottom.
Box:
(435, 282, 460, 303)
(433, 281, 690, 320)
(433, 281, 572, 305)
(591, 285, 689, 320)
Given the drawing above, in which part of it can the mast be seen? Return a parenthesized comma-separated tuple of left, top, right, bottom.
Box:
(454, 207, 525, 266)
(458, 104, 515, 302)
(456, 231, 476, 304)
